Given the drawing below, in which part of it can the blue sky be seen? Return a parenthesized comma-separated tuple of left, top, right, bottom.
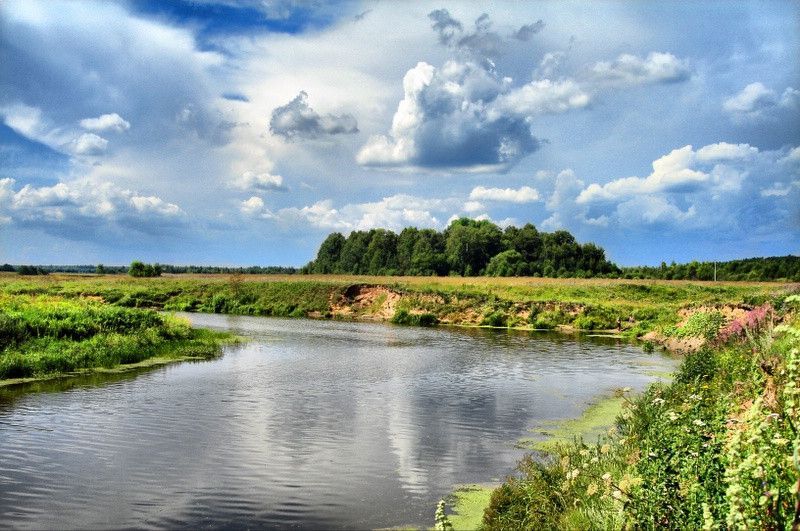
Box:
(0, 0, 798, 267)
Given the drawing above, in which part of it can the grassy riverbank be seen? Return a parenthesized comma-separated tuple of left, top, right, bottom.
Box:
(0, 293, 233, 384)
(476, 300, 800, 529)
(0, 273, 791, 342)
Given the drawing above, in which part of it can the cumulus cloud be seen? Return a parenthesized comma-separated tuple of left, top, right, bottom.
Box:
(723, 82, 800, 122)
(695, 142, 758, 162)
(357, 60, 588, 171)
(71, 133, 109, 155)
(0, 177, 184, 239)
(469, 185, 540, 203)
(577, 145, 714, 203)
(231, 171, 286, 192)
(269, 91, 358, 140)
(79, 113, 130, 133)
(588, 52, 691, 86)
(242, 193, 468, 233)
(543, 143, 797, 236)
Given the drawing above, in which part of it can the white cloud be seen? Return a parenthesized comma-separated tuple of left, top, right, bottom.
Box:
(0, 177, 185, 238)
(232, 171, 285, 192)
(462, 200, 484, 213)
(469, 185, 540, 203)
(589, 52, 691, 85)
(696, 142, 758, 162)
(723, 82, 800, 121)
(542, 143, 797, 236)
(129, 195, 182, 216)
(79, 113, 130, 133)
(780, 146, 800, 164)
(71, 133, 109, 155)
(240, 196, 266, 216)
(577, 145, 708, 203)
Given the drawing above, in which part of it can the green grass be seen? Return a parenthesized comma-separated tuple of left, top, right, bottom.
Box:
(0, 293, 234, 382)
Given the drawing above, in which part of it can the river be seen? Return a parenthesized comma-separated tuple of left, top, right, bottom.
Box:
(0, 314, 676, 529)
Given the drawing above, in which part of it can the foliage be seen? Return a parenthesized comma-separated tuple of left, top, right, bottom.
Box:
(306, 218, 618, 278)
(16, 265, 48, 276)
(621, 255, 800, 282)
(674, 310, 726, 340)
(128, 260, 162, 278)
(0, 295, 230, 380)
(390, 308, 438, 327)
(482, 304, 800, 530)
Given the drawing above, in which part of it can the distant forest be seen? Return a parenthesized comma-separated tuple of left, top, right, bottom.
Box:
(2, 218, 798, 281)
(305, 218, 617, 277)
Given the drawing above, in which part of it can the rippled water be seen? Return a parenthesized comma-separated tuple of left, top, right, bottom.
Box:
(0, 315, 676, 529)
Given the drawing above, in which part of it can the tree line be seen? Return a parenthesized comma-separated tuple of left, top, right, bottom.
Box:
(303, 218, 619, 277)
(620, 255, 800, 282)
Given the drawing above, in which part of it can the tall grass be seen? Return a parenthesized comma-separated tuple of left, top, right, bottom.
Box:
(0, 294, 230, 380)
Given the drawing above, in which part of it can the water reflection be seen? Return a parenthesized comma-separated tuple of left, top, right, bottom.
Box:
(0, 315, 676, 529)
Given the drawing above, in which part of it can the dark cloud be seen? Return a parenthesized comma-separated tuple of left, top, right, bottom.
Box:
(513, 20, 545, 41)
(269, 91, 358, 140)
(428, 9, 463, 46)
(357, 62, 588, 171)
(354, 9, 371, 22)
(222, 92, 250, 102)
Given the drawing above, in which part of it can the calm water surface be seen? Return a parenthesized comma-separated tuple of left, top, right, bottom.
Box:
(0, 315, 676, 529)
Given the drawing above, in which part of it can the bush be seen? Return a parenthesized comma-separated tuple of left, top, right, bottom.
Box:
(481, 311, 507, 328)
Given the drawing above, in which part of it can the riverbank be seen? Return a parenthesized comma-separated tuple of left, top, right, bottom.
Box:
(0, 293, 235, 385)
(476, 300, 800, 529)
(0, 273, 792, 350)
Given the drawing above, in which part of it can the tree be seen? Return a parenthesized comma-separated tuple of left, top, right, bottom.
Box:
(485, 250, 524, 276)
(363, 229, 398, 275)
(444, 218, 503, 276)
(128, 261, 161, 278)
(95, 264, 106, 275)
(311, 232, 345, 274)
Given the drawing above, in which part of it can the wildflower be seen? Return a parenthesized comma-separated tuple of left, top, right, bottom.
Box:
(586, 483, 598, 496)
(692, 419, 706, 427)
(668, 411, 679, 421)
(652, 397, 665, 406)
(590, 456, 599, 464)
(602, 472, 612, 484)
(600, 443, 611, 454)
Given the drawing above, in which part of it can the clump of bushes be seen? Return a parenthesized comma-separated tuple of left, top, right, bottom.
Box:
(390, 308, 438, 326)
(481, 311, 507, 328)
(128, 260, 162, 278)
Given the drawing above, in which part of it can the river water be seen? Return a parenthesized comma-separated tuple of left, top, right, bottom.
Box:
(0, 314, 675, 529)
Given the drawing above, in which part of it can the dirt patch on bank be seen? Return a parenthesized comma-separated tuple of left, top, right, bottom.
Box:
(331, 284, 402, 320)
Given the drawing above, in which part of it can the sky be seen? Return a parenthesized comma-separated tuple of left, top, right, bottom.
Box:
(0, 0, 798, 267)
